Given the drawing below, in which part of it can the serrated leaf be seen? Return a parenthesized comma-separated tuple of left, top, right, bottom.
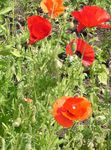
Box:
(0, 50, 11, 56)
(0, 45, 12, 56)
(0, 7, 12, 15)
(98, 72, 108, 85)
(25, 56, 34, 61)
(0, 60, 7, 66)
(11, 49, 21, 57)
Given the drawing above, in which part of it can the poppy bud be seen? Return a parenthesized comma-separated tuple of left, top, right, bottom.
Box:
(12, 117, 21, 127)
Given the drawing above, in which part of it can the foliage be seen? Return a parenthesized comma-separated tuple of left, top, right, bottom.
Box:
(0, 0, 111, 149)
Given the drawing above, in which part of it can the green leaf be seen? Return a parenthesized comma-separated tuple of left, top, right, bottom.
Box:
(25, 56, 34, 61)
(0, 60, 7, 66)
(11, 49, 21, 57)
(98, 72, 108, 85)
(0, 45, 12, 56)
(0, 7, 12, 15)
(0, 50, 11, 56)
(101, 64, 109, 74)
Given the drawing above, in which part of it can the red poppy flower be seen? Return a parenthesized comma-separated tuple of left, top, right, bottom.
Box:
(71, 6, 111, 32)
(66, 38, 95, 66)
(27, 16, 52, 44)
(62, 97, 92, 121)
(53, 96, 92, 128)
(40, 0, 65, 18)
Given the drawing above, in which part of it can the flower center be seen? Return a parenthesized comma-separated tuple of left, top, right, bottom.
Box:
(72, 106, 76, 109)
(75, 51, 82, 58)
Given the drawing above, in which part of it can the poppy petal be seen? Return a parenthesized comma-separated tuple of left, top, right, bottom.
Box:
(53, 96, 68, 116)
(77, 23, 85, 32)
(92, 6, 111, 22)
(63, 97, 92, 121)
(61, 109, 76, 120)
(77, 105, 92, 121)
(40, 0, 65, 18)
(71, 6, 111, 32)
(54, 110, 73, 128)
(76, 38, 95, 66)
(71, 11, 80, 19)
(66, 38, 95, 66)
(53, 96, 73, 127)
(40, 0, 49, 13)
(66, 40, 74, 56)
(27, 16, 52, 44)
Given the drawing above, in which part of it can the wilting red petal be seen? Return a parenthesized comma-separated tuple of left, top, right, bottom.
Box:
(40, 0, 65, 18)
(27, 16, 52, 44)
(53, 96, 73, 127)
(71, 6, 111, 32)
(66, 38, 95, 66)
(63, 97, 92, 121)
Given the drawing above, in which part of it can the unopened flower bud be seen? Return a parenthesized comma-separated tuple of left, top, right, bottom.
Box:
(13, 117, 21, 127)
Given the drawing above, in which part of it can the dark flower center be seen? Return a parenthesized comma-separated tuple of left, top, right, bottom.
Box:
(36, 7, 43, 13)
(58, 52, 67, 61)
(75, 51, 82, 58)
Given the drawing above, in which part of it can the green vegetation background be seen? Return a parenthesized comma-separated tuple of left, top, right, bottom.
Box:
(0, 0, 111, 149)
